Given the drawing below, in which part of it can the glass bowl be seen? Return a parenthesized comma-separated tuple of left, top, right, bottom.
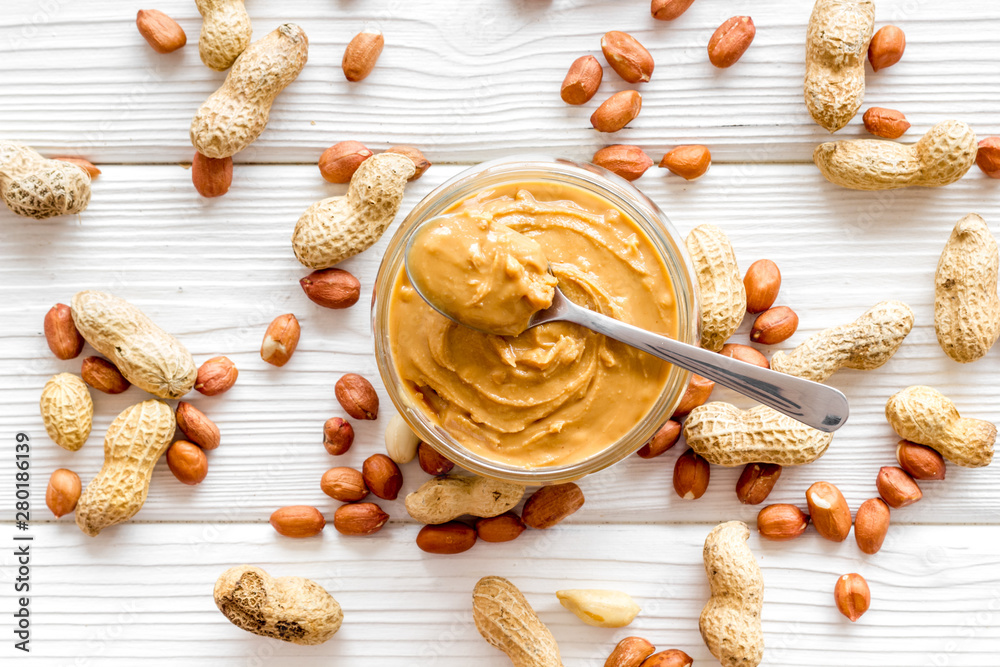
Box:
(372, 156, 699, 484)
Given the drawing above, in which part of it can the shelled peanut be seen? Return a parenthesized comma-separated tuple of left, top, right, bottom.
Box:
(46, 469, 81, 518)
(176, 402, 221, 451)
(333, 503, 389, 536)
(834, 573, 870, 622)
(384, 414, 420, 464)
(591, 91, 642, 133)
(557, 589, 640, 628)
(673, 448, 710, 500)
(602, 31, 654, 83)
(195, 356, 238, 396)
(270, 506, 326, 538)
(81, 357, 130, 394)
(660, 146, 711, 180)
(343, 29, 384, 82)
(561, 55, 602, 105)
(44, 304, 84, 360)
(854, 498, 890, 554)
(708, 16, 755, 69)
(323, 417, 354, 455)
(806, 481, 851, 542)
(593, 145, 653, 182)
(166, 441, 209, 485)
(868, 25, 906, 72)
(261, 314, 300, 367)
(321, 467, 368, 503)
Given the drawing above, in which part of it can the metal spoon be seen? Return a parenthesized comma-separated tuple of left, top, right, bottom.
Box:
(404, 233, 849, 433)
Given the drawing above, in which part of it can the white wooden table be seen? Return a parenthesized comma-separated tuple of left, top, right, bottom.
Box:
(3, 1, 1000, 665)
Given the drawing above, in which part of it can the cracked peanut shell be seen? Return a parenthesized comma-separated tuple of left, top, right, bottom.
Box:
(214, 564, 343, 645)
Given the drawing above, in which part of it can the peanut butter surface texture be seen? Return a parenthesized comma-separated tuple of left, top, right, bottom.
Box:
(406, 211, 558, 336)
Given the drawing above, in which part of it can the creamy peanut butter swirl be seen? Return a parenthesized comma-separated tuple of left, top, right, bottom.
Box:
(407, 210, 558, 336)
(389, 184, 677, 468)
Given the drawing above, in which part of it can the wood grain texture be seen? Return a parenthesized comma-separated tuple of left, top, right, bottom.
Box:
(3, 164, 1000, 526)
(3, 1, 1000, 664)
(0, 1, 998, 164)
(1, 524, 997, 665)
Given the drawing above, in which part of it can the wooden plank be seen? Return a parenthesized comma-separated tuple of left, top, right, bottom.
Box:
(3, 523, 999, 665)
(0, 1, 998, 164)
(3, 163, 1000, 526)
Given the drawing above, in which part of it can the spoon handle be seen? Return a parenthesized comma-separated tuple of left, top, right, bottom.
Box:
(566, 306, 849, 432)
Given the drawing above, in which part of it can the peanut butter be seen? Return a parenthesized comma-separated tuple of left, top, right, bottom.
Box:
(388, 182, 678, 468)
(406, 210, 558, 336)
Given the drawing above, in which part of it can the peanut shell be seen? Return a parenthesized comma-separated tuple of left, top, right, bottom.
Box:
(40, 373, 93, 451)
(71, 291, 197, 399)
